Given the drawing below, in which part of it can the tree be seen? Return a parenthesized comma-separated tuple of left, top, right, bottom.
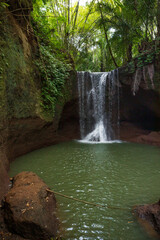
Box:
(31, 0, 160, 71)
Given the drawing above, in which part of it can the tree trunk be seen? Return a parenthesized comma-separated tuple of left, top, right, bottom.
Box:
(100, 42, 105, 71)
(127, 44, 132, 62)
(98, 0, 118, 68)
(157, 0, 160, 38)
(68, 0, 70, 25)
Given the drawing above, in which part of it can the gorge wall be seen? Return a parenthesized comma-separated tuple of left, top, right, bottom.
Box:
(0, 1, 79, 200)
(118, 60, 160, 144)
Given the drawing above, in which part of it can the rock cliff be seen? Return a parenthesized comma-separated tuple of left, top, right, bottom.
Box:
(119, 61, 160, 145)
(0, 1, 79, 200)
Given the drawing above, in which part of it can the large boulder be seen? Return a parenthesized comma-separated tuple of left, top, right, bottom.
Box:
(134, 200, 160, 235)
(3, 172, 59, 240)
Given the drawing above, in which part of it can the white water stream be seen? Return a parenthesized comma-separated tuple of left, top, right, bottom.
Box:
(78, 70, 120, 142)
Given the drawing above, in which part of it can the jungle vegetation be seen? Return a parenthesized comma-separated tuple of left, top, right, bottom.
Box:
(1, 0, 160, 72)
(30, 0, 160, 71)
(1, 0, 160, 114)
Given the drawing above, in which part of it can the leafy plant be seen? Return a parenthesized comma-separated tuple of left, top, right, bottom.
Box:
(31, 0, 160, 72)
(0, 1, 9, 8)
(35, 45, 71, 115)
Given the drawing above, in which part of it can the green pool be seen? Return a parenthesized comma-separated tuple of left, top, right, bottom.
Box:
(10, 141, 160, 240)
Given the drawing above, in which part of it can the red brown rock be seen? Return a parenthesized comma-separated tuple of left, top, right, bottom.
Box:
(134, 200, 160, 235)
(3, 172, 59, 240)
(120, 122, 160, 146)
(135, 131, 160, 146)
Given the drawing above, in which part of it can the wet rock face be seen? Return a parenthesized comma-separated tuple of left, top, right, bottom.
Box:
(119, 84, 160, 146)
(135, 200, 160, 235)
(120, 86, 160, 131)
(0, 148, 10, 200)
(3, 172, 59, 240)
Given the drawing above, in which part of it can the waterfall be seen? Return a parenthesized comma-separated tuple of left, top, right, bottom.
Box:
(78, 70, 120, 142)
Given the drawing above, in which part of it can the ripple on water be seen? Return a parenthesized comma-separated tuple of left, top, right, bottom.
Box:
(9, 141, 160, 240)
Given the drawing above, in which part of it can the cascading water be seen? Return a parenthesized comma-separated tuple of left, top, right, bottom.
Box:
(78, 70, 120, 142)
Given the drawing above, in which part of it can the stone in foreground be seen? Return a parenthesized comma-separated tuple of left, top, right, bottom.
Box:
(134, 200, 160, 235)
(3, 171, 59, 240)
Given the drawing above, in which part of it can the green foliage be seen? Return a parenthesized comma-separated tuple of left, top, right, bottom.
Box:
(0, 0, 9, 24)
(32, 0, 160, 72)
(35, 45, 71, 115)
(126, 47, 159, 73)
(0, 1, 9, 9)
(137, 51, 155, 67)
(127, 61, 135, 74)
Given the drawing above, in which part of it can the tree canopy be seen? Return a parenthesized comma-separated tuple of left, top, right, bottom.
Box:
(32, 0, 160, 71)
(2, 0, 159, 71)
(30, 0, 160, 71)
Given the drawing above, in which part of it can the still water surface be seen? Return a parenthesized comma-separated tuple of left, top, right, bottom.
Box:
(10, 141, 160, 240)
